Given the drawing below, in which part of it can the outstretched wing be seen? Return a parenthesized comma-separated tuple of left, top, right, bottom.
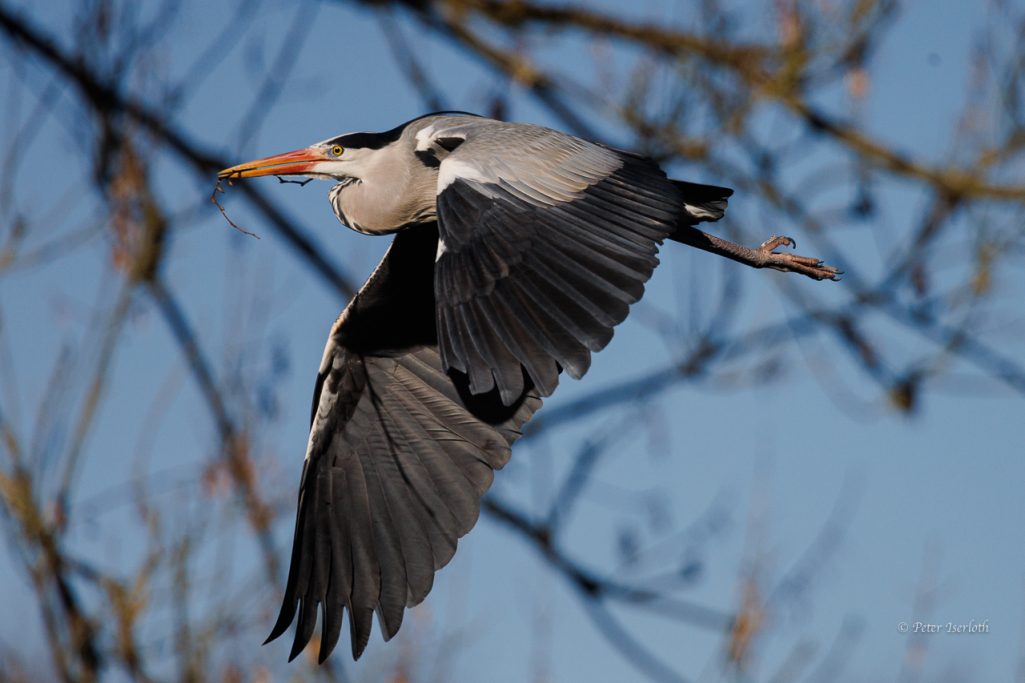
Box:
(426, 119, 685, 405)
(266, 224, 541, 662)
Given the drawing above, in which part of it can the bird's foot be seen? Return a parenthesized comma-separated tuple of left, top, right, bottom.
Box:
(757, 235, 842, 281)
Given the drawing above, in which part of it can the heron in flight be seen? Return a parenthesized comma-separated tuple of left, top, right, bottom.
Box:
(219, 112, 838, 663)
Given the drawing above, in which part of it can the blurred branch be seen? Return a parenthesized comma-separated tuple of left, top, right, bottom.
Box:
(378, 9, 446, 112)
(2, 1, 1023, 681)
(583, 598, 692, 683)
(0, 463, 101, 682)
(403, 1, 606, 140)
(232, 2, 320, 150)
(147, 277, 280, 583)
(411, 0, 1025, 201)
(484, 496, 732, 630)
(789, 99, 1025, 201)
(0, 3, 358, 300)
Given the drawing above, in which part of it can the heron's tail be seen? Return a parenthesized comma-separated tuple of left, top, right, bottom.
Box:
(671, 180, 733, 225)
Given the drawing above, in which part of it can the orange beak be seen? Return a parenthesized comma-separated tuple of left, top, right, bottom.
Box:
(218, 147, 327, 180)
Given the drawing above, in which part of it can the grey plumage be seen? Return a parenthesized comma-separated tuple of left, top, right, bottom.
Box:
(265, 225, 541, 662)
(218, 112, 733, 663)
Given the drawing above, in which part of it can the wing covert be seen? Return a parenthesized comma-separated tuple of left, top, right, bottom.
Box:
(431, 122, 685, 405)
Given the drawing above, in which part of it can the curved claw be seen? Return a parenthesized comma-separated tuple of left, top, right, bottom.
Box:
(759, 235, 796, 252)
(751, 233, 842, 280)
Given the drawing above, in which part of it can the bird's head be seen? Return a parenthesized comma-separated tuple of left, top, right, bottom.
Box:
(218, 118, 451, 233)
(217, 113, 481, 184)
(218, 113, 481, 233)
(217, 132, 394, 184)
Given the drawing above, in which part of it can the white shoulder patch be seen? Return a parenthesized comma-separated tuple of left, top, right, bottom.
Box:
(414, 125, 436, 152)
(438, 158, 492, 192)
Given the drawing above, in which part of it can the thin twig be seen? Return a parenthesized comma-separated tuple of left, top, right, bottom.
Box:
(211, 179, 260, 239)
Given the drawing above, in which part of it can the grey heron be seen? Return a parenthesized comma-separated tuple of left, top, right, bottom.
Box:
(218, 112, 838, 663)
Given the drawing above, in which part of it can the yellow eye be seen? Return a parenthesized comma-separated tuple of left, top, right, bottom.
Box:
(331, 145, 344, 157)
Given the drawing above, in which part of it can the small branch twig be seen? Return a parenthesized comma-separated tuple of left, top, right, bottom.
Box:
(210, 180, 260, 239)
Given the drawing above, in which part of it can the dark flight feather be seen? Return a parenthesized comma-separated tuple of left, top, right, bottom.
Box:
(435, 154, 684, 405)
(266, 225, 541, 662)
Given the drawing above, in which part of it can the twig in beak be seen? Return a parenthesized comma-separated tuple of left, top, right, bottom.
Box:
(211, 178, 260, 239)
(276, 176, 314, 187)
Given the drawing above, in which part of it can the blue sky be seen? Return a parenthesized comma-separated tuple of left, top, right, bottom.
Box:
(2, 1, 1023, 681)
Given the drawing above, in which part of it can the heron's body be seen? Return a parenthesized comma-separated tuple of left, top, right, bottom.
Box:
(330, 115, 679, 234)
(219, 112, 833, 664)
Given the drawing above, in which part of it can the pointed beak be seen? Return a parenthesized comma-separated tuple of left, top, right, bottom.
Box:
(218, 147, 328, 180)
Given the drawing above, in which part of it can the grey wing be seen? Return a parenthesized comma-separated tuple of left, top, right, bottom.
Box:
(266, 225, 541, 662)
(429, 120, 685, 405)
